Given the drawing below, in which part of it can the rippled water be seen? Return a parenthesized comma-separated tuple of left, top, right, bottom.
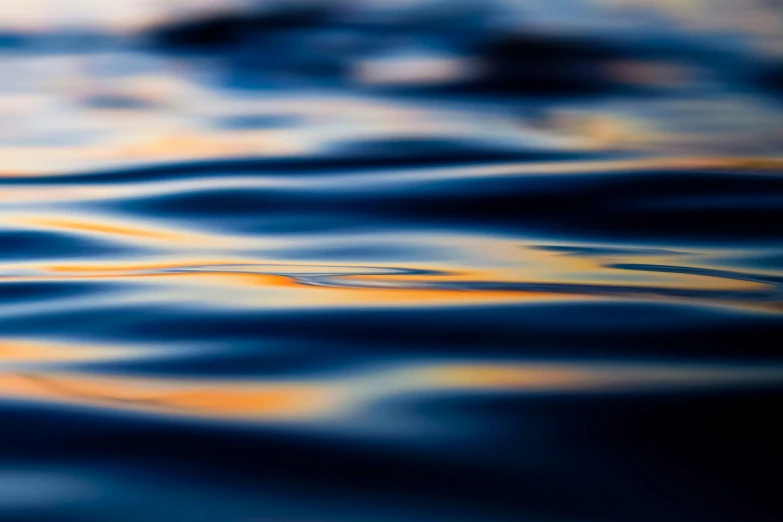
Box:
(2, 15, 783, 521)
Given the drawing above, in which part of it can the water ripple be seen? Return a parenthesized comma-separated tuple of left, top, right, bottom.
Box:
(1, 28, 783, 522)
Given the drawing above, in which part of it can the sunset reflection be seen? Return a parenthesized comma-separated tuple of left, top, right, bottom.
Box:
(1, 2, 782, 521)
(0, 360, 778, 423)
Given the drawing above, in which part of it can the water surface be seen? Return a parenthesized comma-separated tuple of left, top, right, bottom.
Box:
(1, 3, 783, 521)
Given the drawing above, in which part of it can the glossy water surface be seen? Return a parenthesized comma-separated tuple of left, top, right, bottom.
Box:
(2, 4, 783, 521)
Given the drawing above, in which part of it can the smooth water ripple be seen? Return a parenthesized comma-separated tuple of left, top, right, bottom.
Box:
(2, 6, 783, 520)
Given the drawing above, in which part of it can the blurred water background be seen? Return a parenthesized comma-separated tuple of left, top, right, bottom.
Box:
(1, 1, 783, 521)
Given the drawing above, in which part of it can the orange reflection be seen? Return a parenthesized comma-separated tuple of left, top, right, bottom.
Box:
(23, 217, 181, 241)
(0, 373, 335, 420)
(0, 339, 130, 363)
(116, 130, 305, 161)
(0, 360, 778, 424)
(421, 364, 589, 390)
(46, 259, 238, 274)
(0, 236, 774, 312)
(11, 214, 242, 248)
(411, 361, 783, 393)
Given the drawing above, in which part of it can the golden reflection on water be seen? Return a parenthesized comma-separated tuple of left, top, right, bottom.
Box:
(0, 339, 134, 363)
(0, 373, 332, 420)
(0, 360, 779, 423)
(0, 224, 776, 311)
(0, 9, 781, 522)
(0, 40, 782, 438)
(8, 213, 250, 248)
(2, 163, 778, 424)
(21, 216, 190, 242)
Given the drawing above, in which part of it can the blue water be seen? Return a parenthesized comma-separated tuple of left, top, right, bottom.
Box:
(1, 4, 783, 521)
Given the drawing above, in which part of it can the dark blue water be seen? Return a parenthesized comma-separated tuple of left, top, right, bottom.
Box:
(2, 3, 783, 521)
